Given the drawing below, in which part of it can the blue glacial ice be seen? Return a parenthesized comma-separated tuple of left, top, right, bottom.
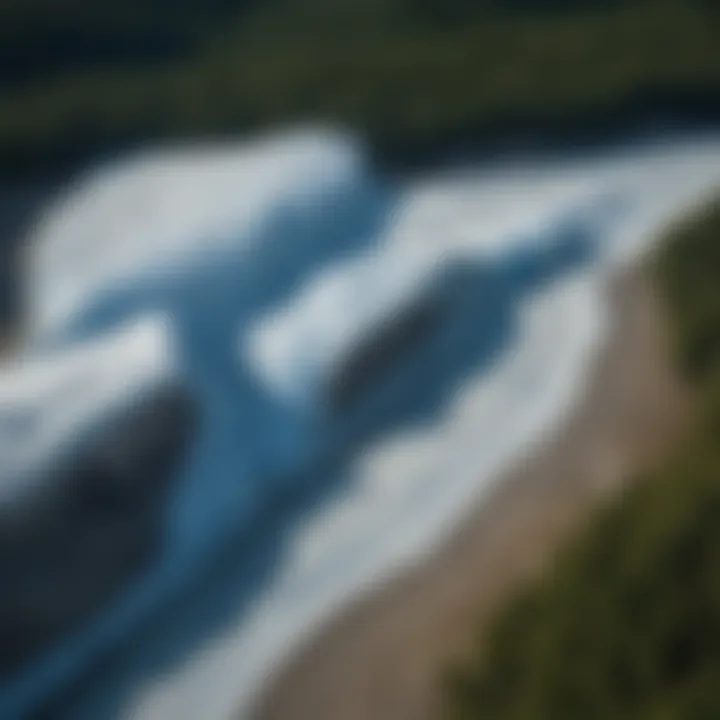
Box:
(2, 127, 720, 719)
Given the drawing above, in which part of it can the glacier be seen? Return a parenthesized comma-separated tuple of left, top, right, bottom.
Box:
(1, 128, 720, 719)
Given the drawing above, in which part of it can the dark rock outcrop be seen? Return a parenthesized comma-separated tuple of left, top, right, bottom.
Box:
(326, 296, 442, 414)
(0, 385, 195, 675)
(324, 261, 484, 415)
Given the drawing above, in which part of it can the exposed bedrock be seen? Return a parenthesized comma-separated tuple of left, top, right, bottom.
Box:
(0, 384, 196, 676)
(326, 291, 444, 415)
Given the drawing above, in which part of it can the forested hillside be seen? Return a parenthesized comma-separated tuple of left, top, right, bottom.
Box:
(0, 0, 259, 87)
(1, 0, 719, 174)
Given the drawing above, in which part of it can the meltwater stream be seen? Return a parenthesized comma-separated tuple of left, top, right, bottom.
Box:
(2, 128, 720, 720)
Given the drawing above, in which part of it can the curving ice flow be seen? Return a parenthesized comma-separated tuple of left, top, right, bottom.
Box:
(2, 128, 720, 720)
(26, 127, 365, 340)
(243, 176, 621, 410)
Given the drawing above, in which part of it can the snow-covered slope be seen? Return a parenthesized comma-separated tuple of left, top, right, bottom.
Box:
(0, 314, 177, 508)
